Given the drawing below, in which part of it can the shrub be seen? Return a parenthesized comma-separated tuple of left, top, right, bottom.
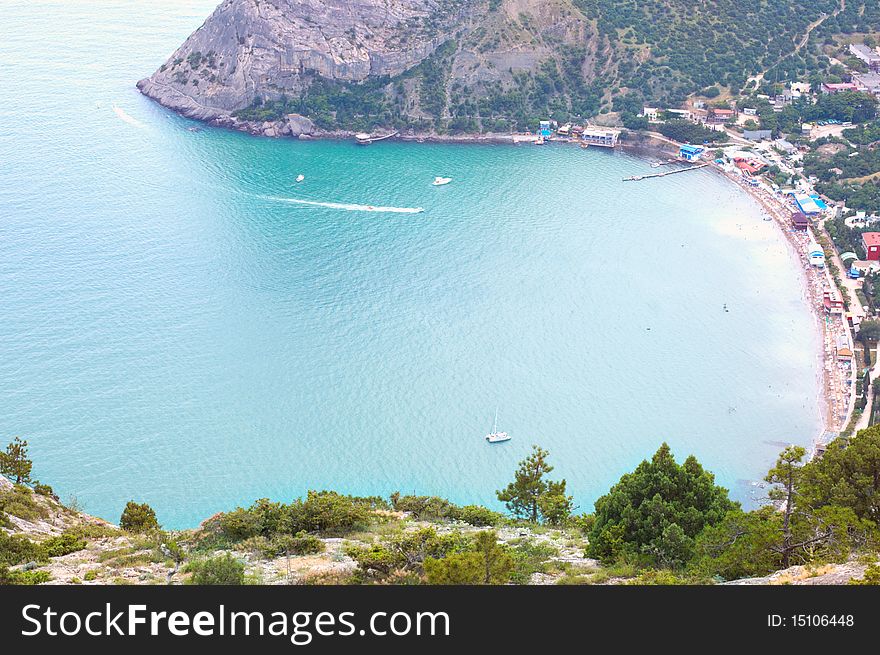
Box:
(0, 485, 48, 521)
(42, 533, 87, 558)
(33, 482, 56, 499)
(276, 531, 324, 556)
(457, 505, 503, 527)
(119, 501, 159, 533)
(8, 569, 51, 585)
(219, 507, 262, 541)
(425, 551, 485, 584)
(348, 527, 463, 579)
(391, 493, 460, 521)
(83, 569, 99, 581)
(189, 553, 245, 585)
(0, 531, 46, 566)
(509, 539, 559, 584)
(291, 491, 372, 534)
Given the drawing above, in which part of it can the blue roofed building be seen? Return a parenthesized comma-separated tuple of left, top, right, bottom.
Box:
(679, 144, 705, 161)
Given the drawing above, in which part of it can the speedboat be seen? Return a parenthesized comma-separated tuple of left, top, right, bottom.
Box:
(432, 176, 452, 186)
(296, 174, 305, 182)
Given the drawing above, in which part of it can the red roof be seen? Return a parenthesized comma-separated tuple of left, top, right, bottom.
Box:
(713, 109, 734, 115)
(823, 83, 858, 91)
(863, 232, 880, 247)
(733, 158, 768, 175)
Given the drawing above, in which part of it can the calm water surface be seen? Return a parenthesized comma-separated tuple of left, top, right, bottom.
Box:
(0, 1, 821, 527)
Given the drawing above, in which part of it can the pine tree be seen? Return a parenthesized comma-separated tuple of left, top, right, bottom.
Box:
(496, 445, 553, 522)
(0, 437, 33, 485)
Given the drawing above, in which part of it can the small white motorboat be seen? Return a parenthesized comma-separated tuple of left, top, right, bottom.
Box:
(432, 176, 452, 186)
(485, 408, 511, 443)
(296, 174, 305, 182)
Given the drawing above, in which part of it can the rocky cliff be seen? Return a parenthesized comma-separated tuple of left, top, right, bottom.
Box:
(138, 0, 604, 136)
(137, 0, 854, 136)
(138, 0, 469, 118)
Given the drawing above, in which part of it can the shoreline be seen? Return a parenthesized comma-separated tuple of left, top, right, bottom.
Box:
(715, 167, 854, 449)
(141, 87, 842, 449)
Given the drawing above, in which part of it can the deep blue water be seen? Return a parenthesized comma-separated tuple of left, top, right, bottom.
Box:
(0, 1, 821, 528)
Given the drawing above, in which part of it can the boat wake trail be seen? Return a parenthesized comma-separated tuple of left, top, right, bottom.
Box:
(112, 105, 146, 129)
(263, 196, 424, 214)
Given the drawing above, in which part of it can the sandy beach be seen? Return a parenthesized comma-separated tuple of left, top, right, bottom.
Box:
(718, 167, 855, 448)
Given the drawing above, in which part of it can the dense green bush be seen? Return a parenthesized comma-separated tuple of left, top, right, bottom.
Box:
(0, 567, 51, 585)
(391, 494, 460, 521)
(0, 485, 48, 522)
(217, 491, 380, 544)
(457, 505, 503, 527)
(219, 507, 262, 540)
(42, 532, 87, 558)
(188, 553, 245, 585)
(119, 501, 159, 533)
(658, 120, 722, 144)
(588, 443, 736, 568)
(0, 531, 45, 566)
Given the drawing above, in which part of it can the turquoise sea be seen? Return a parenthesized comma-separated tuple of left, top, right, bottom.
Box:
(0, 1, 821, 528)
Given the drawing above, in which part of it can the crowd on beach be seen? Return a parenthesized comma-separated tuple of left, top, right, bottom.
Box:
(721, 168, 855, 443)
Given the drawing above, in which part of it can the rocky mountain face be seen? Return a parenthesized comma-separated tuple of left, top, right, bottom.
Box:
(138, 0, 465, 116)
(137, 0, 858, 136)
(137, 0, 605, 135)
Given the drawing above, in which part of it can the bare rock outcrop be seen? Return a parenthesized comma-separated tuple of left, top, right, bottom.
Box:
(138, 0, 465, 121)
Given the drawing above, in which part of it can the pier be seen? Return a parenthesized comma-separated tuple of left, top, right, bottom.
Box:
(623, 162, 709, 181)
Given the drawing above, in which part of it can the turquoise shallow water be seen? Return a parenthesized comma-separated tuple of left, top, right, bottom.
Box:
(1, 1, 821, 528)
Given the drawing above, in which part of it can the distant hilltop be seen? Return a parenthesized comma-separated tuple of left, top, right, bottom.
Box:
(137, 0, 874, 137)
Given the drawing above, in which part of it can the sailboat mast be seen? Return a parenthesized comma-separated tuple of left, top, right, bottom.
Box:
(493, 407, 498, 434)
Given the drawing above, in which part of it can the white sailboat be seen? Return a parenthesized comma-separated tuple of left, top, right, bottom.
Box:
(485, 408, 511, 443)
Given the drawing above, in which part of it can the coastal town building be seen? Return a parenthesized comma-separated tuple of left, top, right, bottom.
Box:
(854, 72, 880, 97)
(734, 157, 768, 175)
(665, 108, 693, 121)
(792, 192, 827, 215)
(791, 212, 809, 231)
(678, 144, 704, 161)
(775, 139, 798, 155)
(823, 291, 845, 315)
(862, 232, 880, 261)
(641, 107, 660, 122)
(580, 127, 620, 147)
(821, 82, 859, 94)
(707, 108, 734, 124)
(849, 43, 880, 71)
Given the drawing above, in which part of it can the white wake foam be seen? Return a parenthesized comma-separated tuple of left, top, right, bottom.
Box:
(264, 196, 424, 214)
(112, 105, 146, 129)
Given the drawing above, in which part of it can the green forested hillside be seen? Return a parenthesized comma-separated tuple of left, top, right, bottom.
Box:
(161, 0, 880, 133)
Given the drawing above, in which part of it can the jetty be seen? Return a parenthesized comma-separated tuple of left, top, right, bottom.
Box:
(355, 131, 398, 145)
(623, 162, 709, 181)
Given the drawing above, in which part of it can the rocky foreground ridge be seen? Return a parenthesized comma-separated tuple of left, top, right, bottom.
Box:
(3, 475, 878, 586)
